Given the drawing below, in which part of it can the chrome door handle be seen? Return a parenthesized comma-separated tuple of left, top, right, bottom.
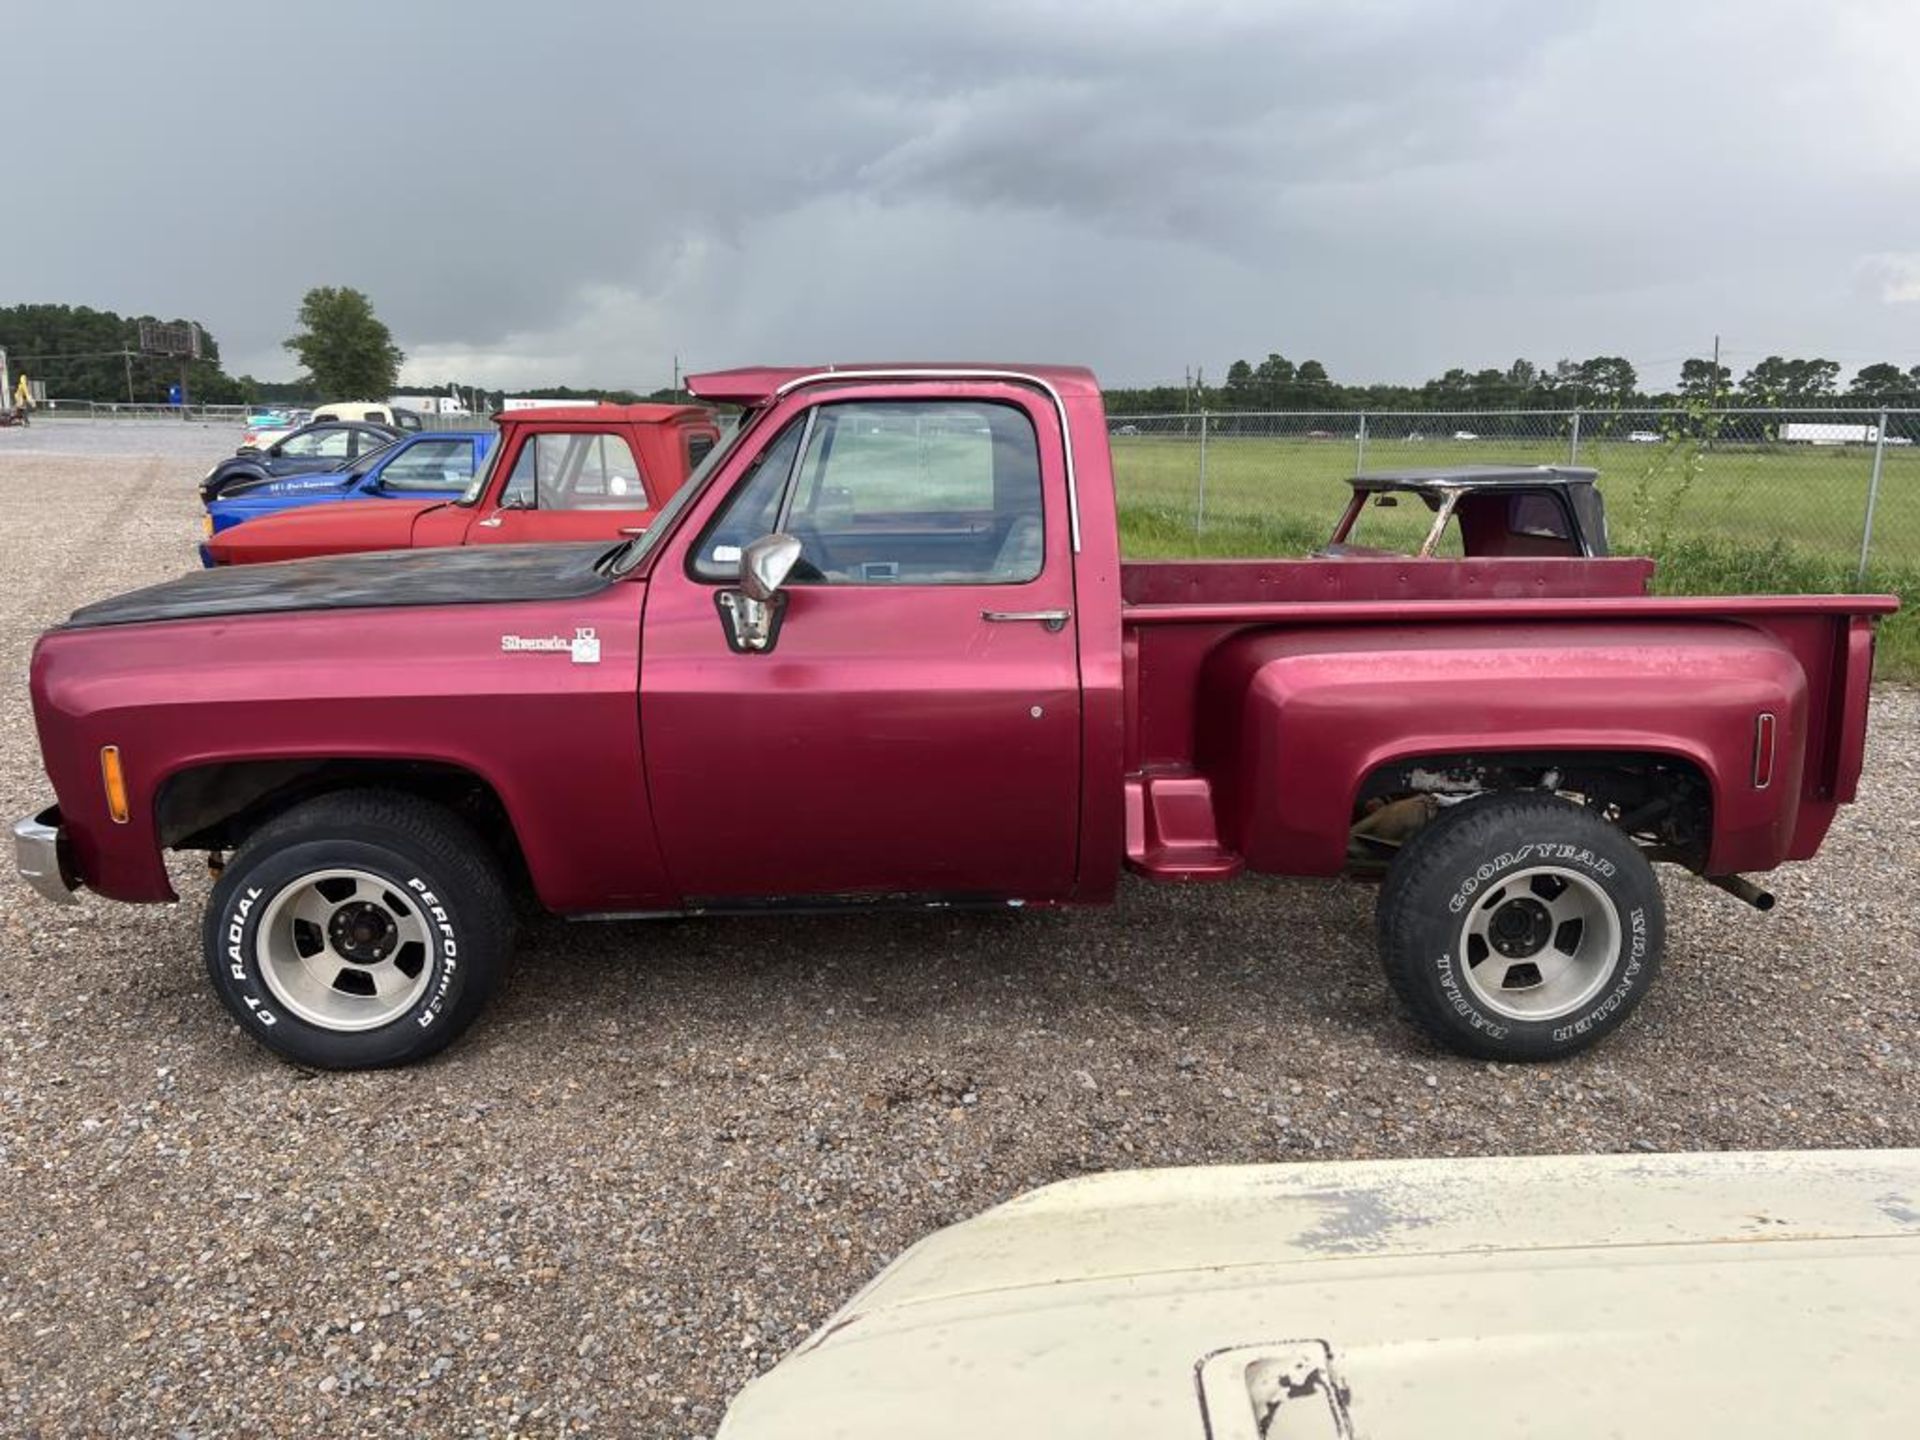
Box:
(982, 608, 1071, 632)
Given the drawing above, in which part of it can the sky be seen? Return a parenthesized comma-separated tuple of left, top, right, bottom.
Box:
(7, 0, 1920, 393)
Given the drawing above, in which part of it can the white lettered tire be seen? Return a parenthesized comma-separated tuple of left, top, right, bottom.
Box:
(1376, 792, 1665, 1061)
(203, 791, 512, 1068)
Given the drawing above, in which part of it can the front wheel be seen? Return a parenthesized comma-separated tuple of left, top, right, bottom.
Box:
(203, 791, 513, 1068)
(1376, 793, 1665, 1061)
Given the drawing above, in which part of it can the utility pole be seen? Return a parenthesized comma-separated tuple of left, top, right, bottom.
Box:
(123, 348, 136, 405)
(1708, 333, 1721, 450)
(672, 354, 681, 400)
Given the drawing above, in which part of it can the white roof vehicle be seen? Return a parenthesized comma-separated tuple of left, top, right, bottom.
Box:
(310, 400, 421, 431)
(719, 1149, 1920, 1439)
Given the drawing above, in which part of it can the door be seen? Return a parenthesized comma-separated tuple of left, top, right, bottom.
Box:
(469, 428, 655, 545)
(639, 392, 1082, 902)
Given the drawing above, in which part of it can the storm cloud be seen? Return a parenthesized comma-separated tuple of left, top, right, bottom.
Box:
(8, 0, 1919, 390)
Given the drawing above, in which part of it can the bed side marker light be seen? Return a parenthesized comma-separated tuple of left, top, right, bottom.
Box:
(1752, 713, 1776, 790)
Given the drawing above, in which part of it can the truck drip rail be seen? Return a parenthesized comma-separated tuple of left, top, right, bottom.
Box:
(772, 368, 1084, 553)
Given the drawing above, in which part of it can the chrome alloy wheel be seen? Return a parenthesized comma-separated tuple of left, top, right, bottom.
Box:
(1457, 865, 1622, 1021)
(255, 869, 434, 1031)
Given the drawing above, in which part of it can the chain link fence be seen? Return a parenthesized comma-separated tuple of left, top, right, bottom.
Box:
(31, 399, 255, 423)
(32, 399, 494, 431)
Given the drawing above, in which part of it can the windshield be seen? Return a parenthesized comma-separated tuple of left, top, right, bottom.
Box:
(343, 439, 400, 478)
(605, 411, 754, 576)
(1337, 488, 1464, 556)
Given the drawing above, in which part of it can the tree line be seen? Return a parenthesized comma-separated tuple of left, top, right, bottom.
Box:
(11, 294, 1920, 418)
(1103, 353, 1920, 415)
(0, 303, 244, 404)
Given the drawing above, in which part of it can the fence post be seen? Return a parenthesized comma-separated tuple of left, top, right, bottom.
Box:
(1355, 411, 1368, 474)
(1568, 407, 1582, 465)
(1859, 409, 1888, 585)
(1195, 409, 1209, 535)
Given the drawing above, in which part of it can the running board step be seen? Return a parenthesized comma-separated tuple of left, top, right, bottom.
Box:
(1124, 772, 1244, 882)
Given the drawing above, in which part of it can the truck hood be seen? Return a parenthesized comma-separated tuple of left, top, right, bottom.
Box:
(204, 496, 448, 562)
(67, 541, 616, 627)
(719, 1149, 1920, 1439)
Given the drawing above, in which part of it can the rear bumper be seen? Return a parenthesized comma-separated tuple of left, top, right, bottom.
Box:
(14, 807, 80, 904)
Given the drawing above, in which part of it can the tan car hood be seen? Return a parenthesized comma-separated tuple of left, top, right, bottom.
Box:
(719, 1149, 1920, 1439)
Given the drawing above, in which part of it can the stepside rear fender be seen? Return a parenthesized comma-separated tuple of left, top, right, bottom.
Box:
(1196, 621, 1810, 877)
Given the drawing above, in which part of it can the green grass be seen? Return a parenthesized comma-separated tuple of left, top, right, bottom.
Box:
(1111, 434, 1919, 680)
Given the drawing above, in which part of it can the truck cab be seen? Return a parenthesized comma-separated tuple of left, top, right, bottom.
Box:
(1321, 465, 1608, 560)
(202, 403, 722, 564)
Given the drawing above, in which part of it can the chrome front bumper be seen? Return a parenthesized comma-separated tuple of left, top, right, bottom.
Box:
(14, 807, 79, 905)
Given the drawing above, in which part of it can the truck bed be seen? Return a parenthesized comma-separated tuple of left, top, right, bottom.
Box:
(1119, 555, 1656, 607)
(1117, 558, 1896, 884)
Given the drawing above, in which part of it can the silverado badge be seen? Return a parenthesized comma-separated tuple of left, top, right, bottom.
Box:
(500, 627, 600, 664)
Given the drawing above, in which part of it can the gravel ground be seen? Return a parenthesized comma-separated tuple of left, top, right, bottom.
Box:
(2, 425, 1917, 1437)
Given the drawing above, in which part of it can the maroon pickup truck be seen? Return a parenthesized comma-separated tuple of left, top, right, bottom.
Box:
(16, 365, 1895, 1069)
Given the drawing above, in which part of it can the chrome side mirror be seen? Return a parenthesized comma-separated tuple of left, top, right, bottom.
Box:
(718, 533, 803, 653)
(740, 533, 802, 602)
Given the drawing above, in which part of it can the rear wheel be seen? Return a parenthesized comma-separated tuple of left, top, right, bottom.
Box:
(203, 791, 512, 1068)
(1376, 793, 1664, 1061)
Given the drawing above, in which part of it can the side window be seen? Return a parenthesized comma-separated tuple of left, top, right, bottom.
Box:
(687, 432, 716, 471)
(377, 439, 474, 491)
(305, 428, 353, 459)
(498, 432, 648, 510)
(1509, 492, 1573, 540)
(693, 401, 1043, 585)
(277, 431, 321, 457)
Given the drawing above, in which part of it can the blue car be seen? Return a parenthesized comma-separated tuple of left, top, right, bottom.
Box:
(203, 431, 494, 539)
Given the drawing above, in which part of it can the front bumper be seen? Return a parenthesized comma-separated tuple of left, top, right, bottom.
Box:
(14, 807, 80, 904)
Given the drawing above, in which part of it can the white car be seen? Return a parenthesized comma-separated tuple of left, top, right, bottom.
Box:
(241, 402, 419, 453)
(1628, 430, 1663, 443)
(310, 400, 421, 431)
(720, 1149, 1920, 1439)
(1450, 430, 1478, 441)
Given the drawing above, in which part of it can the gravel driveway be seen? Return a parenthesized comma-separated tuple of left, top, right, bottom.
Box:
(3, 426, 1916, 1438)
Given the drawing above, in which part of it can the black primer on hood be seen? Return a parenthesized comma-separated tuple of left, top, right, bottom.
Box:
(66, 543, 617, 629)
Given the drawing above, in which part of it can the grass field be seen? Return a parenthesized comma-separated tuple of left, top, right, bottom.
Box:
(1111, 433, 1920, 680)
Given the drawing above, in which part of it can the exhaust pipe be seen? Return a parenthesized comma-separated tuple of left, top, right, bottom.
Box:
(1706, 873, 1775, 911)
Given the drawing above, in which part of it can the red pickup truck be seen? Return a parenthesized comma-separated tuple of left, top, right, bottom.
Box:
(202, 403, 721, 565)
(17, 365, 1895, 1070)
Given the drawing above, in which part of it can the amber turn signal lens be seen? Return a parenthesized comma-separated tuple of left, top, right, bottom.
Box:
(100, 745, 130, 824)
